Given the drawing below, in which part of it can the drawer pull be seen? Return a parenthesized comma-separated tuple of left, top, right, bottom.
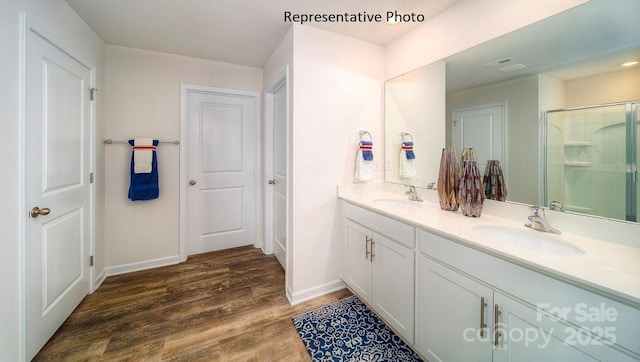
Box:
(480, 297, 487, 338)
(494, 304, 502, 347)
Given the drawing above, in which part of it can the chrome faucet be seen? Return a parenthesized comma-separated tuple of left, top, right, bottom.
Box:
(405, 185, 423, 202)
(549, 200, 565, 212)
(525, 206, 561, 234)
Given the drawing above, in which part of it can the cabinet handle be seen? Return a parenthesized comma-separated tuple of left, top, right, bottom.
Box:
(480, 297, 487, 338)
(365, 236, 371, 259)
(494, 304, 502, 347)
(370, 240, 375, 261)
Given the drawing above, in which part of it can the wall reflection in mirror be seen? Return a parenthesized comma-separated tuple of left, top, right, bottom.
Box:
(383, 0, 640, 222)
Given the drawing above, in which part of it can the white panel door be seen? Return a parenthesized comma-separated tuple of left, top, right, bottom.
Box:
(452, 104, 505, 172)
(271, 81, 287, 268)
(186, 89, 258, 255)
(26, 28, 91, 359)
(342, 220, 372, 301)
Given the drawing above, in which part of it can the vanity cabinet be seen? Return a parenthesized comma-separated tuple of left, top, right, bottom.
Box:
(341, 202, 416, 343)
(417, 229, 639, 362)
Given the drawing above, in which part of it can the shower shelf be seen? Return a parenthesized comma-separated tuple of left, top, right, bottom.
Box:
(563, 142, 593, 147)
(564, 162, 592, 167)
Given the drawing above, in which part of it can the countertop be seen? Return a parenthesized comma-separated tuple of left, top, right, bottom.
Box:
(338, 186, 640, 308)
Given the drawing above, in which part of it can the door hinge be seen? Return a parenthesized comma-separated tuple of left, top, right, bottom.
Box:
(89, 255, 94, 267)
(89, 172, 94, 184)
(90, 88, 98, 101)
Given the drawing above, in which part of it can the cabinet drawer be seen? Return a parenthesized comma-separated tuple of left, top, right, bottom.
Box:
(419, 229, 640, 357)
(343, 202, 415, 248)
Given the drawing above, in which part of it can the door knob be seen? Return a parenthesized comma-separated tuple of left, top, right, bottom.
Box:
(189, 179, 197, 186)
(268, 179, 276, 185)
(31, 207, 51, 218)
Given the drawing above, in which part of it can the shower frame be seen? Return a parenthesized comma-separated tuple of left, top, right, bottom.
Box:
(542, 100, 639, 222)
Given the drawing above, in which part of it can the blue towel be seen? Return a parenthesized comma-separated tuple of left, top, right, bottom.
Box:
(360, 141, 373, 161)
(128, 139, 159, 201)
(403, 141, 415, 159)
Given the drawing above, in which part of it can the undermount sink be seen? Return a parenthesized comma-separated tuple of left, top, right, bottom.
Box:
(373, 198, 422, 209)
(472, 225, 585, 256)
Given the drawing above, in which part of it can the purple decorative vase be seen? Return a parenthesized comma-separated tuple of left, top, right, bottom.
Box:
(483, 160, 507, 201)
(437, 147, 460, 211)
(458, 160, 485, 217)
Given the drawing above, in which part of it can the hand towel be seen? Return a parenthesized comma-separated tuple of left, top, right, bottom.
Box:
(399, 141, 416, 178)
(354, 141, 373, 182)
(128, 139, 159, 201)
(133, 138, 155, 174)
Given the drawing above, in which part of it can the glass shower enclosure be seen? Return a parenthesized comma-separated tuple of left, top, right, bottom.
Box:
(544, 101, 639, 221)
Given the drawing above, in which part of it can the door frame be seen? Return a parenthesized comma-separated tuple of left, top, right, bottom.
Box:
(179, 84, 261, 261)
(19, 15, 97, 359)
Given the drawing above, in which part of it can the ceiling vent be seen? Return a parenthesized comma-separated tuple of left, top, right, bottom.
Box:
(483, 57, 514, 68)
(498, 64, 527, 72)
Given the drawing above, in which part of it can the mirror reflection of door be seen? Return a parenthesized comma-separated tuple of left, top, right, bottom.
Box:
(452, 103, 505, 176)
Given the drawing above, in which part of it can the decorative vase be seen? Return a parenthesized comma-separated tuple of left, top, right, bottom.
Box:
(437, 147, 460, 211)
(483, 160, 507, 201)
(458, 160, 485, 217)
(459, 147, 478, 175)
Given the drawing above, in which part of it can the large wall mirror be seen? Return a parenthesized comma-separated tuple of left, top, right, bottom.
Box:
(384, 0, 640, 222)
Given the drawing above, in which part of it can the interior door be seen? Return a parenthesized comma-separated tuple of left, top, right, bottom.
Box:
(186, 89, 258, 255)
(452, 104, 505, 172)
(26, 27, 92, 359)
(271, 81, 287, 268)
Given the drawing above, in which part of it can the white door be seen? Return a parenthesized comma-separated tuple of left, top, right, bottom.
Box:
(270, 80, 287, 268)
(26, 27, 92, 359)
(186, 88, 258, 255)
(452, 104, 505, 172)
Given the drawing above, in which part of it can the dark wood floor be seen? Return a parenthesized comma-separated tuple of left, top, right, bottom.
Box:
(34, 246, 352, 361)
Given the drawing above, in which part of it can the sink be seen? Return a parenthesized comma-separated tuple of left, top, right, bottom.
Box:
(373, 199, 422, 209)
(472, 225, 585, 256)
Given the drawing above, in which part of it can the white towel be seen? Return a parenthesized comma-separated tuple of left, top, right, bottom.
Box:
(399, 149, 416, 178)
(133, 138, 155, 174)
(354, 149, 373, 181)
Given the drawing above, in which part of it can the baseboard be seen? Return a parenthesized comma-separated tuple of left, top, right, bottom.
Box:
(94, 268, 107, 291)
(288, 279, 347, 305)
(106, 255, 181, 277)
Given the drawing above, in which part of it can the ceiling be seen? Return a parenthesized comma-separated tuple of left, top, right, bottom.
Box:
(443, 0, 640, 92)
(64, 0, 460, 68)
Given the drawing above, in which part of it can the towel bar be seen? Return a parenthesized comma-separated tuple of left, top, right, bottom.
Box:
(401, 132, 414, 142)
(104, 139, 180, 145)
(359, 130, 372, 142)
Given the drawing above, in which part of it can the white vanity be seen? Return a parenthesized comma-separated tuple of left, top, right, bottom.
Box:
(339, 184, 640, 362)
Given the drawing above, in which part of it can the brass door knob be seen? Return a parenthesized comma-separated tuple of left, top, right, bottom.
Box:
(268, 179, 276, 185)
(189, 180, 197, 186)
(31, 207, 51, 218)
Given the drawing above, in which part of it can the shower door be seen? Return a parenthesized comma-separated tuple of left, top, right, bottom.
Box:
(544, 101, 639, 221)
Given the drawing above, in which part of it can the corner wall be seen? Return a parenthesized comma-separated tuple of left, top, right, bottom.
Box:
(104, 45, 263, 272)
(289, 25, 384, 302)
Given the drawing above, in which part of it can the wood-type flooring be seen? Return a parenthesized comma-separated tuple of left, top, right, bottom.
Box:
(34, 246, 352, 361)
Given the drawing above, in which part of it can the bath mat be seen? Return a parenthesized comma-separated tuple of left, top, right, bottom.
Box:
(292, 295, 423, 361)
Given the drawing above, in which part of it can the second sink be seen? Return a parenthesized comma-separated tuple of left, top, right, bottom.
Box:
(472, 225, 585, 256)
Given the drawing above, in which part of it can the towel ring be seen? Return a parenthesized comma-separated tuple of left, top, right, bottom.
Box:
(401, 132, 414, 142)
(359, 130, 372, 142)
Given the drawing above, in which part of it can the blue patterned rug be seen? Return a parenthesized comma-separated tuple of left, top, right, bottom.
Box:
(292, 295, 423, 361)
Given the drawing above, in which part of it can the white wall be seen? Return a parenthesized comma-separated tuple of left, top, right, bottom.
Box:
(104, 45, 263, 271)
(0, 0, 105, 360)
(385, 0, 589, 79)
(565, 67, 640, 107)
(289, 25, 384, 302)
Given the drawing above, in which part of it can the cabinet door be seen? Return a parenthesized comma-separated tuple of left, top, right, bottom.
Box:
(371, 232, 415, 343)
(493, 292, 636, 362)
(416, 253, 493, 362)
(342, 219, 372, 301)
